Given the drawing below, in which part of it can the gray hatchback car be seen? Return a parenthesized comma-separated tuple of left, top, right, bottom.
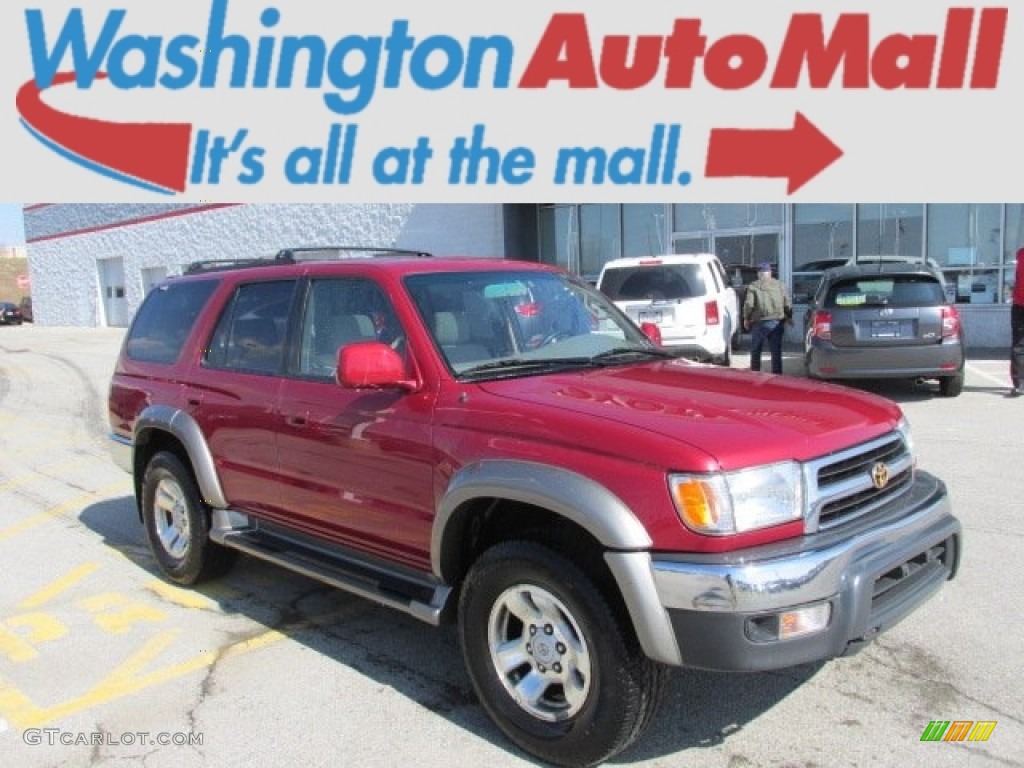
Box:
(803, 263, 965, 397)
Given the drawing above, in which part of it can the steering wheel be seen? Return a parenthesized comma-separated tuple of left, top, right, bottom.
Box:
(540, 331, 574, 347)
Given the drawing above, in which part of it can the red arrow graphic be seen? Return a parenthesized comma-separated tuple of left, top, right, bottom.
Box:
(16, 72, 192, 194)
(705, 112, 843, 194)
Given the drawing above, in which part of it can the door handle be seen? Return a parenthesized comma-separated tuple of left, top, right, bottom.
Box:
(285, 414, 307, 427)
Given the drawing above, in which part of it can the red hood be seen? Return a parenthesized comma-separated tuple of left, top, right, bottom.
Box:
(477, 360, 903, 471)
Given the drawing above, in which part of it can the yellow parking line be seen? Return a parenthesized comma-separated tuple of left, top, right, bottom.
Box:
(18, 563, 102, 610)
(106, 629, 181, 684)
(0, 414, 92, 444)
(1, 627, 287, 729)
(0, 455, 105, 493)
(0, 610, 346, 729)
(1, 434, 94, 456)
(0, 481, 129, 542)
(146, 580, 221, 611)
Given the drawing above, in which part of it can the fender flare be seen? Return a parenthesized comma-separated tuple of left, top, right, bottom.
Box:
(134, 405, 228, 509)
(432, 460, 651, 579)
(432, 460, 681, 665)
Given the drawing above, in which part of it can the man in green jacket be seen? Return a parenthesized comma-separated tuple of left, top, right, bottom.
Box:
(743, 263, 792, 374)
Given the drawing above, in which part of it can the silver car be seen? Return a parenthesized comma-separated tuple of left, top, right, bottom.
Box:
(803, 263, 965, 397)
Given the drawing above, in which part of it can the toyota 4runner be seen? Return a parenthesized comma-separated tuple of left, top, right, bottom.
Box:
(108, 249, 961, 767)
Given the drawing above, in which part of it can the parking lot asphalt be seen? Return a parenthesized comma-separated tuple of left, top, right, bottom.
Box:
(0, 325, 1021, 768)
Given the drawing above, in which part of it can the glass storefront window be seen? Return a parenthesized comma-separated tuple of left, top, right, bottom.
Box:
(856, 204, 924, 258)
(622, 204, 668, 258)
(579, 204, 621, 282)
(792, 204, 855, 302)
(536, 203, 1021, 312)
(926, 204, 1001, 304)
(673, 204, 782, 232)
(538, 205, 576, 273)
(1005, 205, 1024, 303)
(793, 204, 854, 268)
(671, 204, 783, 275)
(673, 236, 712, 255)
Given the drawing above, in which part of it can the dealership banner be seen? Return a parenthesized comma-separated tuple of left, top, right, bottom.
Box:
(0, 0, 1021, 202)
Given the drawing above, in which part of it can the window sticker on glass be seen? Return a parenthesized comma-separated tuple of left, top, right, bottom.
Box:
(483, 281, 529, 298)
(835, 293, 866, 306)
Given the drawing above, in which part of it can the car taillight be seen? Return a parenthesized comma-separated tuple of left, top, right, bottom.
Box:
(812, 311, 832, 340)
(705, 300, 720, 325)
(941, 305, 961, 338)
(640, 322, 663, 345)
(514, 302, 542, 317)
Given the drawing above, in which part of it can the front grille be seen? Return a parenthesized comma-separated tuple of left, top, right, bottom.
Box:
(817, 438, 906, 486)
(819, 468, 912, 524)
(806, 432, 914, 532)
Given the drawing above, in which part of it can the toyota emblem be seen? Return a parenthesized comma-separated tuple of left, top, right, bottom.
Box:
(870, 462, 890, 490)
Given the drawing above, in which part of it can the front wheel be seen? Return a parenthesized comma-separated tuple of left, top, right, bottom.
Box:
(141, 451, 235, 585)
(458, 541, 667, 768)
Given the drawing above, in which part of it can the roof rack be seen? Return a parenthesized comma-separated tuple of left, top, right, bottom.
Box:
(183, 258, 282, 275)
(274, 246, 434, 262)
(183, 246, 433, 275)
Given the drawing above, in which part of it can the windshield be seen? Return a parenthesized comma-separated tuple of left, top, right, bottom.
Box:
(404, 270, 661, 376)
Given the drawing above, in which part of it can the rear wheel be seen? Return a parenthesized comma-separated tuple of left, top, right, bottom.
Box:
(804, 350, 818, 379)
(939, 372, 964, 397)
(141, 452, 235, 585)
(716, 343, 732, 367)
(458, 541, 667, 768)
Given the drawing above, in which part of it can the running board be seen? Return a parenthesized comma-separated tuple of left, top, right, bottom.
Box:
(210, 511, 451, 625)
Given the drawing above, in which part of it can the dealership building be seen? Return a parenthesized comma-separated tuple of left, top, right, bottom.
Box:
(23, 202, 1022, 347)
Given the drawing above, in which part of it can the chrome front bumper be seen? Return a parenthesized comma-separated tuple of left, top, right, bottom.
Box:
(648, 471, 960, 670)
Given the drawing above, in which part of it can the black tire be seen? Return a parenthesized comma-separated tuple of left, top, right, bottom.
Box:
(939, 372, 964, 397)
(141, 451, 235, 585)
(458, 541, 667, 768)
(716, 342, 732, 367)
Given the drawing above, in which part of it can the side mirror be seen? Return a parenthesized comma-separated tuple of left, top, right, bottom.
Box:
(337, 341, 418, 391)
(640, 322, 663, 346)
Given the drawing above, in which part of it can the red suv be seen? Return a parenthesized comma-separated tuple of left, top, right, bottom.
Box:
(108, 249, 961, 767)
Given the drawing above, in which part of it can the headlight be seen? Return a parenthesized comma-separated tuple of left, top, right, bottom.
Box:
(897, 415, 916, 468)
(897, 417, 921, 479)
(669, 461, 804, 535)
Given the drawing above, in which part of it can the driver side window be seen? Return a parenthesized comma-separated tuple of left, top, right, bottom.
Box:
(297, 278, 405, 379)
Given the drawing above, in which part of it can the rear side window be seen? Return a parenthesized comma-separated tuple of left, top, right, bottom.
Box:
(204, 280, 298, 374)
(825, 276, 946, 309)
(125, 280, 218, 364)
(600, 265, 706, 301)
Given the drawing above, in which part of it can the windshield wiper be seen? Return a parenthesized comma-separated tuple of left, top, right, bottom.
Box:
(589, 347, 677, 362)
(458, 357, 596, 377)
(458, 347, 674, 378)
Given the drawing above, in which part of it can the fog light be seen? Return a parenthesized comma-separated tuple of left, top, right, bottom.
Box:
(779, 603, 831, 640)
(747, 602, 832, 642)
